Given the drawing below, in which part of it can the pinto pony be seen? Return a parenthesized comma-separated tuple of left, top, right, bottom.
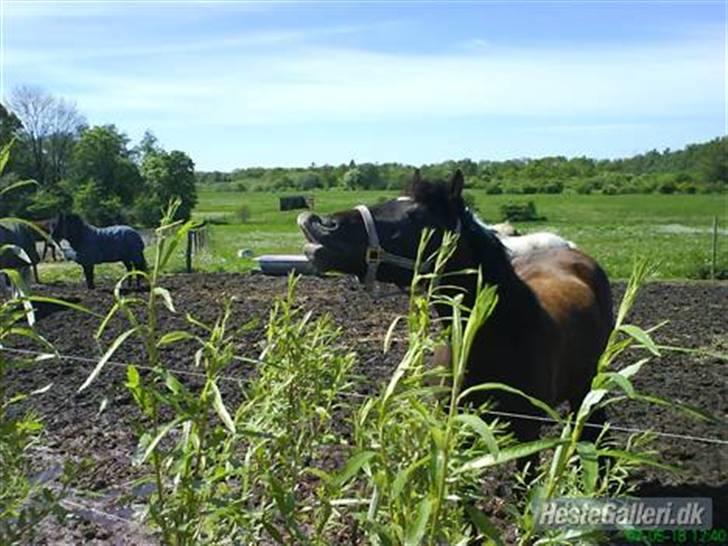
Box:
(298, 170, 613, 469)
(52, 213, 147, 289)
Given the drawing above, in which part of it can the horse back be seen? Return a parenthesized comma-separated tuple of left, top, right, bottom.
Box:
(513, 248, 613, 402)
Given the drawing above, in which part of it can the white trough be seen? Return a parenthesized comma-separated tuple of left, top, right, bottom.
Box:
(255, 254, 317, 276)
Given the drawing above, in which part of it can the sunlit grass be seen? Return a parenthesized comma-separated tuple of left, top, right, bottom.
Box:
(35, 190, 726, 284)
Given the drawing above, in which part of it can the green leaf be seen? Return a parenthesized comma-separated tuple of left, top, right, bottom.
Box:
(458, 382, 562, 423)
(211, 381, 235, 433)
(78, 327, 139, 392)
(138, 417, 185, 464)
(153, 286, 175, 313)
(464, 505, 505, 546)
(577, 388, 608, 420)
(332, 450, 377, 487)
(597, 448, 679, 472)
(157, 330, 195, 347)
(618, 358, 650, 380)
(0, 139, 13, 174)
(454, 414, 499, 457)
(598, 372, 635, 397)
(404, 497, 433, 546)
(383, 315, 404, 353)
(619, 324, 660, 355)
(576, 441, 598, 494)
(456, 438, 566, 474)
(392, 457, 428, 499)
(633, 393, 716, 422)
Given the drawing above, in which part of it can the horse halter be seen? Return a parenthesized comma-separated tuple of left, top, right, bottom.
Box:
(354, 204, 461, 291)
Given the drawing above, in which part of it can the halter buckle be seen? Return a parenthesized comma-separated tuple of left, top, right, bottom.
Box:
(366, 247, 382, 264)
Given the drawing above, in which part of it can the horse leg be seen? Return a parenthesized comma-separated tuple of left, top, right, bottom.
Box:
(123, 261, 134, 288)
(83, 265, 95, 289)
(33, 264, 40, 284)
(135, 256, 148, 288)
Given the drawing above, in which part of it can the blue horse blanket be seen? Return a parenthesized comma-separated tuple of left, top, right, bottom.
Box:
(72, 225, 145, 266)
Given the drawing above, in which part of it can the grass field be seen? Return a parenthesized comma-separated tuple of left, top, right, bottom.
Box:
(38, 190, 726, 284)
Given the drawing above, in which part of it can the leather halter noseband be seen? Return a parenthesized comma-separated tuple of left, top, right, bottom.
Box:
(354, 204, 461, 291)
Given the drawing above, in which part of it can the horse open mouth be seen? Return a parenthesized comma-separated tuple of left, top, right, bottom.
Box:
(297, 212, 350, 273)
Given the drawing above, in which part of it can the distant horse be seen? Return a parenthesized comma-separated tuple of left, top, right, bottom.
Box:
(33, 218, 59, 262)
(0, 222, 41, 284)
(52, 213, 147, 289)
(298, 170, 613, 470)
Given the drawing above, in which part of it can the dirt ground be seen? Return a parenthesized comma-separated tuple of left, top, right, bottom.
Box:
(4, 273, 727, 545)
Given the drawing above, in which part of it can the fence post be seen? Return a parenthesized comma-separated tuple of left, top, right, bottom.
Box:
(711, 216, 718, 280)
(186, 230, 193, 273)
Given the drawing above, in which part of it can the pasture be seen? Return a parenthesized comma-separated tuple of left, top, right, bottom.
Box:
(2, 191, 726, 544)
(37, 190, 726, 285)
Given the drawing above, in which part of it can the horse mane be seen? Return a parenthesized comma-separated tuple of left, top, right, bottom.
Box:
(405, 177, 512, 278)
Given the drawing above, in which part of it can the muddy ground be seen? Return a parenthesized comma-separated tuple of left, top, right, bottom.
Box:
(4, 274, 727, 545)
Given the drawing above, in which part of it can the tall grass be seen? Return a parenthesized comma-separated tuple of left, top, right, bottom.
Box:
(78, 205, 717, 544)
(0, 141, 83, 544)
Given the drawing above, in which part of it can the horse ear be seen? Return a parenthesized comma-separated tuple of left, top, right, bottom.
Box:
(449, 169, 464, 199)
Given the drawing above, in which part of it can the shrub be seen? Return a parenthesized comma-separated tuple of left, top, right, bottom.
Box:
(235, 204, 252, 223)
(500, 201, 543, 222)
(462, 191, 479, 211)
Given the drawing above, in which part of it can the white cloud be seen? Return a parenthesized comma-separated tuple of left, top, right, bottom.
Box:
(4, 10, 723, 135)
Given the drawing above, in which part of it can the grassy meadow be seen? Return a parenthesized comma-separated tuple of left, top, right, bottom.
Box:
(38, 189, 726, 285)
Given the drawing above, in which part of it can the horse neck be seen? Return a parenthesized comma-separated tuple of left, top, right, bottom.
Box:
(65, 218, 93, 246)
(435, 223, 538, 326)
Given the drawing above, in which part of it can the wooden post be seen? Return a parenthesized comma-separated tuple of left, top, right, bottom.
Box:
(711, 216, 718, 280)
(186, 229, 193, 273)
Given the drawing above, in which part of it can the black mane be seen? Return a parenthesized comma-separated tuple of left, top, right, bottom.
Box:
(404, 178, 511, 278)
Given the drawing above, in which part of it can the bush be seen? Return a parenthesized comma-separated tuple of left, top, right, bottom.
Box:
(484, 181, 503, 194)
(500, 201, 544, 222)
(131, 192, 162, 227)
(462, 191, 479, 211)
(73, 180, 125, 225)
(235, 204, 252, 223)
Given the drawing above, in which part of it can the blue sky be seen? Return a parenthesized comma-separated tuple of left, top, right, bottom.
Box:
(3, 1, 725, 170)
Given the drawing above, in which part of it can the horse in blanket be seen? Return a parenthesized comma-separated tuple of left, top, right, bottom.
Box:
(52, 213, 147, 289)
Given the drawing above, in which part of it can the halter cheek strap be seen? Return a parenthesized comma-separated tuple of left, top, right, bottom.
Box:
(355, 205, 418, 290)
(354, 204, 461, 291)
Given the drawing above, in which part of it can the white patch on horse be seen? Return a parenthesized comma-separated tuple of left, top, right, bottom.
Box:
(471, 213, 576, 258)
(501, 232, 576, 257)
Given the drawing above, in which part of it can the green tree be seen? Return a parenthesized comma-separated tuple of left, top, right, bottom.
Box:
(70, 125, 142, 208)
(0, 104, 22, 146)
(140, 149, 197, 224)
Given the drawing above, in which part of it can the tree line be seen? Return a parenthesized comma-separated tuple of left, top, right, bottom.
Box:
(0, 86, 197, 226)
(198, 138, 727, 195)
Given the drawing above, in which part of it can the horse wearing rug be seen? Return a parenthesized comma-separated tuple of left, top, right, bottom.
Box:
(53, 213, 147, 289)
(298, 170, 613, 472)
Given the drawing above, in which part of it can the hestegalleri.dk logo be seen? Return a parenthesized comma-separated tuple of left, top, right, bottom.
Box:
(533, 497, 712, 530)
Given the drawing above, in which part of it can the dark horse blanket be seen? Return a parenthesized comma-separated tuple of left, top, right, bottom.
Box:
(53, 213, 146, 289)
(69, 224, 145, 267)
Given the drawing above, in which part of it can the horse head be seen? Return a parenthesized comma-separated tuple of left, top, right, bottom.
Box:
(52, 212, 86, 245)
(298, 170, 474, 289)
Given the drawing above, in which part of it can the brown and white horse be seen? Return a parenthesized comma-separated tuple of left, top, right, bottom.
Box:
(298, 170, 613, 467)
